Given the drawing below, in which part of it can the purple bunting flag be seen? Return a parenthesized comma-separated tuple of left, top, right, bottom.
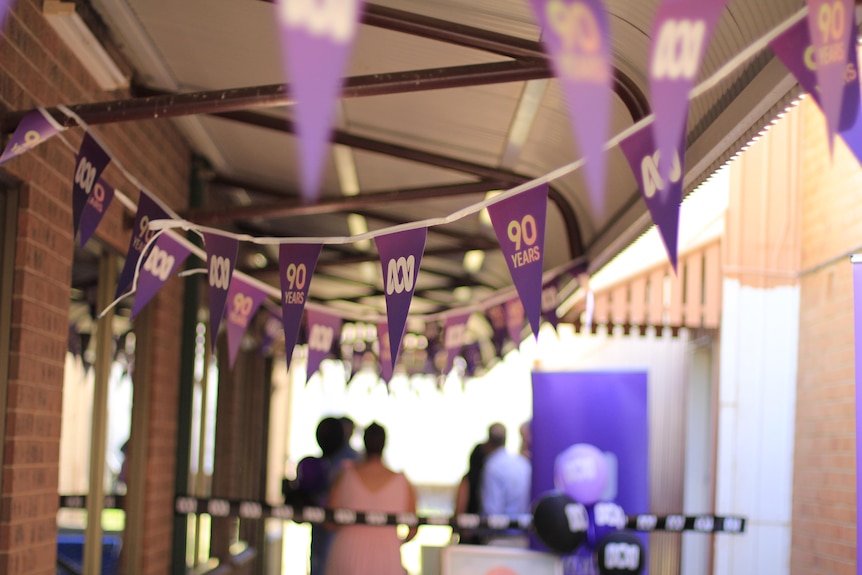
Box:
(486, 184, 549, 338)
(78, 178, 115, 247)
(506, 298, 526, 348)
(278, 243, 323, 371)
(770, 16, 861, 158)
(116, 192, 170, 298)
(72, 133, 112, 236)
(225, 276, 269, 369)
(276, 0, 365, 203)
(486, 304, 508, 357)
(805, 0, 856, 150)
(131, 233, 191, 318)
(204, 233, 239, 351)
(0, 108, 64, 165)
(542, 280, 561, 329)
(305, 308, 342, 383)
(375, 228, 427, 369)
(443, 314, 471, 375)
(377, 321, 393, 384)
(649, 0, 727, 182)
(528, 0, 612, 215)
(619, 124, 684, 271)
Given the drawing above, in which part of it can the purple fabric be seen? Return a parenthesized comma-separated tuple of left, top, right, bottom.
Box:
(487, 184, 549, 338)
(276, 0, 365, 202)
(305, 308, 342, 382)
(225, 276, 269, 369)
(78, 178, 115, 247)
(0, 108, 63, 165)
(528, 0, 612, 215)
(72, 133, 112, 235)
(442, 313, 470, 375)
(203, 233, 239, 351)
(278, 243, 323, 371)
(116, 192, 169, 298)
(130, 233, 191, 318)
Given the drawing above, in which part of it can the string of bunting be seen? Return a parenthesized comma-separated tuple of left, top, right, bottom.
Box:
(3, 2, 858, 380)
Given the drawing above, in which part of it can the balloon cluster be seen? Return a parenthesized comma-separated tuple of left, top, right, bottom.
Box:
(532, 443, 645, 574)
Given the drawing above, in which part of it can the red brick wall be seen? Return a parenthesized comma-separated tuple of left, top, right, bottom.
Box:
(791, 99, 862, 574)
(0, 1, 190, 574)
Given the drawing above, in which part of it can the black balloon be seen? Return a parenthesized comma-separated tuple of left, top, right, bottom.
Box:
(531, 492, 588, 554)
(597, 531, 645, 574)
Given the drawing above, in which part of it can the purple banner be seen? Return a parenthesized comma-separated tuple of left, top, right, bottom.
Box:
(443, 313, 470, 375)
(854, 258, 862, 573)
(116, 192, 170, 297)
(770, 16, 861, 154)
(278, 243, 322, 371)
(276, 0, 365, 203)
(131, 233, 191, 318)
(72, 133, 112, 236)
(486, 304, 508, 357)
(204, 233, 238, 351)
(0, 108, 64, 165)
(542, 279, 561, 329)
(78, 178, 115, 247)
(506, 297, 526, 348)
(619, 124, 684, 270)
(225, 276, 269, 369)
(377, 321, 393, 384)
(806, 0, 856, 148)
(305, 308, 342, 383)
(487, 184, 549, 338)
(375, 228, 427, 369)
(649, 0, 727, 182)
(532, 371, 649, 573)
(529, 0, 612, 216)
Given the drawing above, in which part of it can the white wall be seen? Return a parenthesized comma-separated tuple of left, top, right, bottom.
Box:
(713, 279, 799, 574)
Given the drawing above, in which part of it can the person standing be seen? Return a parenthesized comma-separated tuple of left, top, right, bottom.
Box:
(325, 423, 417, 575)
(480, 422, 531, 547)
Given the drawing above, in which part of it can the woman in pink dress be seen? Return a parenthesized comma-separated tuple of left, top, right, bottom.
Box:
(325, 422, 418, 575)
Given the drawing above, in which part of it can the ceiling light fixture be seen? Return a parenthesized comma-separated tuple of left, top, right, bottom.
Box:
(43, 0, 128, 91)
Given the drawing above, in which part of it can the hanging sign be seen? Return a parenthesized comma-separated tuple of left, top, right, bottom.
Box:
(649, 0, 727, 182)
(486, 183, 549, 338)
(0, 108, 65, 165)
(529, 0, 612, 215)
(375, 228, 427, 369)
(116, 191, 169, 297)
(204, 233, 238, 350)
(278, 243, 322, 371)
(131, 233, 191, 318)
(72, 133, 112, 236)
(77, 178, 115, 248)
(305, 308, 342, 382)
(805, 0, 856, 150)
(619, 124, 684, 271)
(443, 313, 471, 375)
(276, 0, 365, 203)
(225, 276, 269, 369)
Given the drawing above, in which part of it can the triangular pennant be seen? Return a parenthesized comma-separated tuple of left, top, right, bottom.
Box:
(528, 0, 612, 215)
(116, 192, 170, 298)
(72, 133, 112, 236)
(0, 108, 64, 165)
(486, 184, 549, 338)
(443, 314, 471, 375)
(541, 279, 561, 329)
(305, 308, 342, 383)
(131, 233, 191, 318)
(377, 321, 393, 385)
(805, 0, 856, 151)
(770, 15, 861, 156)
(649, 0, 727, 182)
(278, 243, 323, 371)
(486, 304, 508, 358)
(276, 0, 365, 202)
(375, 228, 427, 368)
(203, 233, 238, 351)
(619, 124, 684, 271)
(225, 276, 269, 369)
(78, 178, 115, 247)
(505, 298, 526, 348)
